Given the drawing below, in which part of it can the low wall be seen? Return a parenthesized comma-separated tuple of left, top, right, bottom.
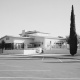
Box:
(3, 50, 24, 55)
(44, 48, 70, 54)
(3, 49, 36, 55)
(24, 50, 36, 55)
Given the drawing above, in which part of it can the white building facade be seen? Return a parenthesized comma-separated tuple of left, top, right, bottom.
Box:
(19, 30, 67, 49)
(0, 30, 68, 55)
(0, 35, 36, 55)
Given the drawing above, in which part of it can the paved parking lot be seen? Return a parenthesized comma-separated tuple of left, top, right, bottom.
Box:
(0, 53, 80, 80)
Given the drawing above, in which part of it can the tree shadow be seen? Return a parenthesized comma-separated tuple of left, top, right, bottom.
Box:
(0, 53, 80, 62)
(44, 60, 80, 63)
(43, 55, 80, 63)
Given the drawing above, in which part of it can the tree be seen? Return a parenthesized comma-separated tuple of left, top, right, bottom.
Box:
(65, 36, 70, 44)
(69, 5, 77, 56)
(1, 40, 5, 53)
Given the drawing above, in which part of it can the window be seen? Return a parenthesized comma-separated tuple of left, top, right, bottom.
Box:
(5, 43, 14, 50)
(5, 43, 24, 50)
(6, 37, 9, 40)
(28, 42, 41, 48)
(14, 43, 24, 50)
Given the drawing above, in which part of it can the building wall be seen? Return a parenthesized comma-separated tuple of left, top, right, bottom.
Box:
(0, 36, 36, 55)
(0, 36, 33, 43)
(44, 38, 57, 49)
(0, 36, 34, 50)
(3, 49, 36, 55)
(33, 37, 68, 49)
(33, 37, 45, 48)
(44, 38, 67, 50)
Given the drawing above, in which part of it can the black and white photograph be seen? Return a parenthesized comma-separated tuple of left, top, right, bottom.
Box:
(0, 0, 80, 80)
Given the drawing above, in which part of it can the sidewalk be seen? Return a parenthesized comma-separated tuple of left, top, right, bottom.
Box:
(0, 53, 80, 60)
(0, 53, 70, 58)
(0, 48, 80, 58)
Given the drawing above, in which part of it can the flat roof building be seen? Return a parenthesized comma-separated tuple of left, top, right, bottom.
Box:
(0, 30, 68, 55)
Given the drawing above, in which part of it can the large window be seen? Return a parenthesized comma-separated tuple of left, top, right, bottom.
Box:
(5, 43, 24, 50)
(5, 43, 14, 50)
(28, 42, 42, 48)
(14, 43, 24, 50)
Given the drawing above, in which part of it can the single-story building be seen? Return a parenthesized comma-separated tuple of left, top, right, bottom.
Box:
(0, 30, 69, 55)
(0, 35, 37, 55)
(19, 30, 67, 49)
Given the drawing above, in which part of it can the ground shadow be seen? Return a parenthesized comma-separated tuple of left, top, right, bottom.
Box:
(44, 60, 80, 63)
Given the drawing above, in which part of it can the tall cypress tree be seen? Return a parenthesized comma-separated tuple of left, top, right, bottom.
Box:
(69, 5, 77, 56)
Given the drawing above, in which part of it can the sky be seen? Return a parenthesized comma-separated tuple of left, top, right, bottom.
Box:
(0, 0, 80, 38)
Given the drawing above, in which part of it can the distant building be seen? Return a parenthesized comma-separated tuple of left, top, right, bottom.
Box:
(19, 30, 67, 49)
(0, 30, 67, 55)
(0, 35, 36, 55)
(0, 35, 34, 49)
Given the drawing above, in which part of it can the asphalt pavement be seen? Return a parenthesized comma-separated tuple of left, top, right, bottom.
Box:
(0, 50, 80, 80)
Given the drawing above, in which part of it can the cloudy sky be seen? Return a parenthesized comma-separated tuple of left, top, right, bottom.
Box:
(0, 0, 80, 38)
